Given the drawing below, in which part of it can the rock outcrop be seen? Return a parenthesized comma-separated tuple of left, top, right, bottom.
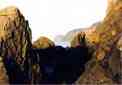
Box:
(70, 32, 86, 47)
(33, 36, 55, 49)
(0, 6, 31, 64)
(70, 22, 100, 47)
(0, 6, 32, 83)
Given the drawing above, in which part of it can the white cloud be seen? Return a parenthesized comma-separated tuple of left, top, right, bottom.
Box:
(0, 0, 107, 42)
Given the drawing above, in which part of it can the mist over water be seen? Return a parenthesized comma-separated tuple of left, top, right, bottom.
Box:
(55, 41, 70, 47)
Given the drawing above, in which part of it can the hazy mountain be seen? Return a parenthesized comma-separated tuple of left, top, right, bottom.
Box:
(54, 22, 100, 46)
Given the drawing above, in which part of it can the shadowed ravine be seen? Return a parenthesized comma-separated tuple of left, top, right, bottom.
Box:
(28, 45, 91, 84)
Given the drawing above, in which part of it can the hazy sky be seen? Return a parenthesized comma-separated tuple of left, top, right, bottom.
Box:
(0, 0, 107, 41)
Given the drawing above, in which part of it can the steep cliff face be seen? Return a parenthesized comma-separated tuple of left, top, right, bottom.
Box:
(0, 6, 31, 64)
(84, 22, 100, 45)
(107, 0, 122, 13)
(75, 1, 122, 84)
(95, 1, 122, 60)
(0, 6, 32, 83)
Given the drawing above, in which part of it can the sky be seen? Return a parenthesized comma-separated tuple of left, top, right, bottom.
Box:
(0, 0, 108, 42)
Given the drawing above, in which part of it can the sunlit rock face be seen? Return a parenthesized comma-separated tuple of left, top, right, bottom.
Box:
(76, 47, 121, 84)
(0, 6, 32, 64)
(75, 63, 114, 84)
(75, 1, 122, 84)
(70, 32, 86, 47)
(94, 1, 122, 60)
(84, 22, 100, 45)
(33, 36, 55, 49)
(107, 0, 119, 13)
(0, 6, 32, 83)
(107, 0, 117, 7)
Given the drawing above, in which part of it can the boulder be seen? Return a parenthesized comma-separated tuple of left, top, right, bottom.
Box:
(33, 36, 55, 49)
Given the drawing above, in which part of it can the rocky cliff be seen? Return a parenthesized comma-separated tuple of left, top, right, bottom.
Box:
(76, 0, 122, 84)
(0, 0, 122, 84)
(0, 6, 32, 84)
